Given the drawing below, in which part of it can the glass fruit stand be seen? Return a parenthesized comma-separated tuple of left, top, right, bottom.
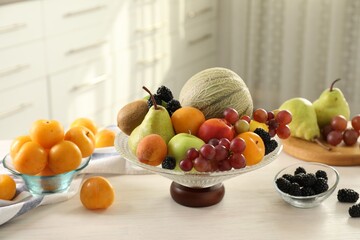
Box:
(115, 131, 283, 207)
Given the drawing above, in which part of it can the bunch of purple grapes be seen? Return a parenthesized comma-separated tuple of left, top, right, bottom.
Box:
(322, 115, 360, 146)
(179, 137, 246, 172)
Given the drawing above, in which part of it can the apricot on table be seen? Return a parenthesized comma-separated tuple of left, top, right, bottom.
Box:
(64, 126, 95, 157)
(136, 134, 167, 166)
(48, 140, 82, 174)
(70, 117, 98, 136)
(80, 176, 115, 210)
(12, 141, 48, 175)
(237, 132, 265, 166)
(30, 119, 64, 149)
(95, 129, 116, 148)
(0, 174, 16, 200)
(10, 135, 32, 159)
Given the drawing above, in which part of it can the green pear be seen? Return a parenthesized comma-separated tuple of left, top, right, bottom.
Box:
(128, 87, 175, 154)
(313, 79, 350, 128)
(279, 97, 320, 141)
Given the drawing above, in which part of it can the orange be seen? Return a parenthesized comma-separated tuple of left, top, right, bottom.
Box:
(70, 118, 97, 136)
(80, 176, 115, 210)
(136, 134, 167, 166)
(95, 129, 116, 148)
(30, 119, 64, 149)
(64, 126, 95, 157)
(12, 141, 48, 175)
(0, 174, 16, 200)
(48, 140, 82, 174)
(10, 135, 32, 159)
(237, 132, 265, 166)
(171, 106, 205, 135)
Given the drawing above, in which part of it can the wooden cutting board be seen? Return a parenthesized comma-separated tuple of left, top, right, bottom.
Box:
(281, 137, 360, 166)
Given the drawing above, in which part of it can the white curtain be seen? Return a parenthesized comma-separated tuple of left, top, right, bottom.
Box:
(228, 0, 360, 116)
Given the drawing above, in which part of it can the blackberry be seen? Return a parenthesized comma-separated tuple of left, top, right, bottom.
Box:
(337, 189, 359, 203)
(161, 156, 176, 170)
(349, 204, 360, 218)
(275, 177, 291, 193)
(315, 170, 328, 180)
(264, 139, 278, 155)
(156, 85, 173, 102)
(293, 173, 305, 185)
(282, 173, 295, 183)
(147, 94, 163, 109)
(166, 99, 181, 116)
(301, 173, 317, 187)
(288, 182, 302, 196)
(254, 128, 271, 143)
(301, 186, 316, 196)
(312, 177, 329, 194)
(294, 167, 306, 175)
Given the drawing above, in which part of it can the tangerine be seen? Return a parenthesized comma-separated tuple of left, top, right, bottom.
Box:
(80, 176, 115, 210)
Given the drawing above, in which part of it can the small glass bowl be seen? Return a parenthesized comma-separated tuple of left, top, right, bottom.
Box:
(274, 162, 340, 208)
(2, 154, 91, 195)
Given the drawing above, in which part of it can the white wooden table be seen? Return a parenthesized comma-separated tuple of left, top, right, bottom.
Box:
(0, 140, 360, 240)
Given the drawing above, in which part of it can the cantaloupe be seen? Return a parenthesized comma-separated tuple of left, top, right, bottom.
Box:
(179, 67, 253, 119)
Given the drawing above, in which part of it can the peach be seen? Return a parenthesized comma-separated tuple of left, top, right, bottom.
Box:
(64, 126, 95, 157)
(136, 134, 167, 166)
(197, 118, 236, 143)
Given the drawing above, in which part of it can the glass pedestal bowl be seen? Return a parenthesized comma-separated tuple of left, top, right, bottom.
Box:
(115, 131, 283, 207)
(2, 154, 91, 196)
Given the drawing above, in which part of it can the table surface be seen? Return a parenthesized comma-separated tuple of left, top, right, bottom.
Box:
(0, 140, 360, 240)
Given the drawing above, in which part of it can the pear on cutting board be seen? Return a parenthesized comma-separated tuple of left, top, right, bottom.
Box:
(279, 97, 320, 141)
(128, 87, 175, 155)
(313, 79, 350, 128)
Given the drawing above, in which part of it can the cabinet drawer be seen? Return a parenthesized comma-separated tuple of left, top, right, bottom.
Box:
(0, 78, 49, 139)
(0, 1, 43, 49)
(45, 24, 111, 74)
(182, 0, 217, 26)
(0, 41, 46, 91)
(49, 59, 112, 128)
(43, 0, 117, 36)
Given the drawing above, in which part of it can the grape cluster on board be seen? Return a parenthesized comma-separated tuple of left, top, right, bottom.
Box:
(321, 114, 360, 146)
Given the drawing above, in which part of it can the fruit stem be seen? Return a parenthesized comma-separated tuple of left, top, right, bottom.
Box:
(314, 137, 332, 151)
(330, 78, 341, 92)
(142, 86, 158, 110)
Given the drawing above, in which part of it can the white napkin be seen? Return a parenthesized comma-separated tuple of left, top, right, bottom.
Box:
(0, 146, 150, 226)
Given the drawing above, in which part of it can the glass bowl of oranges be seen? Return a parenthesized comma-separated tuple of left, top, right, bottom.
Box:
(2, 154, 91, 195)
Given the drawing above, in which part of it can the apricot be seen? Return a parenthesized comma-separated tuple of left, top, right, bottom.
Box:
(70, 117, 97, 136)
(0, 174, 16, 200)
(95, 129, 116, 148)
(12, 141, 48, 175)
(64, 126, 95, 157)
(136, 134, 167, 166)
(80, 176, 115, 210)
(48, 140, 82, 174)
(30, 119, 64, 149)
(10, 135, 31, 159)
(237, 132, 265, 166)
(36, 164, 56, 177)
(171, 106, 205, 135)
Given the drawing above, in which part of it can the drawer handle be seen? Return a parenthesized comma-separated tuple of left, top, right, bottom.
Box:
(0, 22, 26, 34)
(188, 33, 212, 45)
(0, 64, 29, 78)
(70, 74, 109, 92)
(65, 40, 107, 56)
(136, 22, 164, 33)
(63, 5, 106, 18)
(187, 6, 213, 19)
(0, 103, 32, 119)
(137, 55, 164, 65)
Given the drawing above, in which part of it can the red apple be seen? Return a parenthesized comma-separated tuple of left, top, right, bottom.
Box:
(197, 118, 236, 143)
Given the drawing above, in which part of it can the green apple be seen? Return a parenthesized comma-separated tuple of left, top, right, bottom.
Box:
(167, 133, 205, 171)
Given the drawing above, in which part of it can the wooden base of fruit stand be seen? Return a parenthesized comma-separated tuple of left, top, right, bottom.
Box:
(281, 137, 360, 166)
(170, 182, 225, 207)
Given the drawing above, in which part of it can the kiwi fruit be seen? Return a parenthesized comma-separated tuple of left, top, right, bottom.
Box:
(117, 100, 148, 135)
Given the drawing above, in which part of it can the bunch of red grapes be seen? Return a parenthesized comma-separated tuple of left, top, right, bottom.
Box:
(179, 137, 246, 172)
(322, 114, 360, 146)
